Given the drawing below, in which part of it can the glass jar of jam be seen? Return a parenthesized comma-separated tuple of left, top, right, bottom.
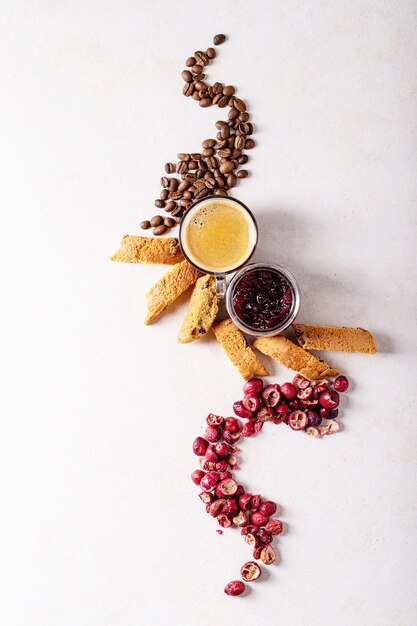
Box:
(226, 263, 300, 337)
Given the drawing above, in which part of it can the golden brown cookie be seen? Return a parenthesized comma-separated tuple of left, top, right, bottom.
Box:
(111, 235, 183, 265)
(292, 324, 376, 354)
(144, 261, 201, 325)
(212, 319, 269, 380)
(253, 335, 339, 381)
(178, 275, 219, 343)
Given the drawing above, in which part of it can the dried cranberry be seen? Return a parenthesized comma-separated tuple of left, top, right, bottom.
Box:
(242, 422, 255, 437)
(209, 498, 226, 517)
(253, 420, 264, 433)
(223, 430, 240, 444)
(253, 545, 263, 560)
(224, 417, 241, 433)
(297, 387, 313, 401)
(235, 485, 245, 498)
(250, 495, 262, 510)
(242, 393, 261, 412)
(204, 425, 222, 442)
(219, 471, 232, 480)
(233, 511, 248, 527)
(243, 378, 264, 395)
(276, 404, 291, 424)
(289, 399, 302, 409)
(199, 458, 215, 471)
(257, 407, 274, 421)
(245, 532, 260, 547)
(199, 491, 213, 504)
(193, 436, 209, 456)
(214, 442, 229, 459)
(293, 374, 310, 389)
(319, 390, 340, 409)
(216, 478, 238, 497)
(258, 501, 277, 516)
(300, 397, 319, 409)
(334, 375, 349, 392)
(225, 498, 239, 517)
(313, 382, 329, 398)
(215, 460, 229, 472)
(240, 561, 262, 582)
(191, 469, 205, 485)
(217, 514, 232, 528)
(280, 382, 297, 400)
(206, 413, 224, 427)
(265, 519, 283, 535)
(233, 400, 253, 419)
(205, 445, 219, 463)
(224, 580, 245, 596)
(262, 384, 281, 407)
(306, 410, 322, 427)
(319, 407, 339, 419)
(239, 493, 252, 511)
(257, 528, 273, 544)
(288, 410, 308, 430)
(200, 471, 220, 491)
(260, 545, 276, 565)
(251, 511, 269, 526)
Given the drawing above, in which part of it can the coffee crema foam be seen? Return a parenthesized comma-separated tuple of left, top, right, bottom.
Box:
(181, 199, 256, 273)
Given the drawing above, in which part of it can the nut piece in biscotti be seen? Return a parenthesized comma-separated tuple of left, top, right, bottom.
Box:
(144, 261, 201, 325)
(212, 319, 269, 380)
(292, 324, 377, 354)
(111, 235, 184, 265)
(178, 275, 219, 343)
(253, 335, 339, 381)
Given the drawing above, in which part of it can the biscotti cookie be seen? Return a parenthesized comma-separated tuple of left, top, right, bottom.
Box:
(212, 319, 269, 380)
(253, 335, 339, 381)
(111, 235, 184, 265)
(292, 324, 376, 354)
(144, 261, 201, 325)
(178, 275, 219, 343)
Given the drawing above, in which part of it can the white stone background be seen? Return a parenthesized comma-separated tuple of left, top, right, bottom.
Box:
(1, 1, 416, 624)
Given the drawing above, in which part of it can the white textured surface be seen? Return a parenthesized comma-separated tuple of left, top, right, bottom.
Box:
(1, 1, 417, 624)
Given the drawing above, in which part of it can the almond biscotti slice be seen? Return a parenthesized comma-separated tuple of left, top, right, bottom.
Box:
(292, 324, 376, 354)
(144, 261, 201, 325)
(178, 275, 219, 343)
(111, 235, 183, 265)
(212, 319, 269, 380)
(253, 335, 339, 381)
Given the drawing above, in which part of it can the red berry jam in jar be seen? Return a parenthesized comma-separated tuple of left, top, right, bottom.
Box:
(226, 264, 300, 336)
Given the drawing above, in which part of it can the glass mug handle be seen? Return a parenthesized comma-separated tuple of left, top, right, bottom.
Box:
(215, 273, 227, 299)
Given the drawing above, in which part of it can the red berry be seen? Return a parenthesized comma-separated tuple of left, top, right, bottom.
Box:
(240, 561, 262, 582)
(224, 580, 245, 596)
(206, 413, 224, 426)
(262, 384, 281, 408)
(239, 493, 252, 511)
(243, 378, 264, 395)
(205, 445, 219, 462)
(319, 390, 340, 409)
(320, 407, 339, 419)
(265, 519, 283, 535)
(224, 417, 241, 433)
(233, 400, 253, 419)
(200, 471, 220, 491)
(280, 382, 297, 399)
(191, 469, 205, 485)
(334, 375, 349, 392)
(288, 410, 308, 430)
(242, 393, 261, 412)
(259, 500, 277, 516)
(216, 478, 238, 497)
(193, 436, 209, 456)
(251, 511, 270, 526)
(204, 425, 222, 442)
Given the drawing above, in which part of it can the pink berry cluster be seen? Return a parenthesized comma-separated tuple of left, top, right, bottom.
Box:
(191, 415, 282, 596)
(234, 374, 349, 439)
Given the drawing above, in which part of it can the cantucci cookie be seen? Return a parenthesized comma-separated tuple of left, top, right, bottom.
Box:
(292, 324, 376, 354)
(144, 261, 201, 325)
(178, 275, 219, 343)
(111, 235, 183, 265)
(253, 335, 339, 381)
(212, 319, 269, 380)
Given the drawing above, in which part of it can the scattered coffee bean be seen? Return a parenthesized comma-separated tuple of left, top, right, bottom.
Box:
(237, 169, 249, 178)
(245, 138, 255, 149)
(199, 98, 212, 107)
(213, 33, 226, 45)
(165, 201, 176, 212)
(165, 162, 175, 174)
(183, 83, 194, 97)
(160, 176, 169, 188)
(220, 161, 234, 175)
(171, 205, 183, 217)
(192, 63, 203, 74)
(178, 153, 190, 161)
(227, 173, 237, 187)
(177, 161, 188, 175)
(202, 138, 216, 148)
(150, 215, 164, 227)
(169, 178, 179, 191)
(186, 56, 196, 67)
(164, 217, 176, 228)
(160, 189, 169, 200)
(182, 70, 193, 83)
(223, 85, 235, 96)
(206, 47, 216, 58)
(238, 154, 249, 164)
(153, 224, 167, 236)
(155, 200, 165, 209)
(140, 220, 151, 230)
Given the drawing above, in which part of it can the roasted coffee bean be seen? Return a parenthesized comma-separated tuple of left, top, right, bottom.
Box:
(178, 153, 190, 161)
(180, 198, 190, 207)
(214, 140, 227, 149)
(160, 176, 169, 188)
(160, 189, 169, 200)
(238, 154, 249, 165)
(217, 148, 231, 158)
(239, 122, 253, 135)
(213, 33, 226, 45)
(181, 70, 193, 83)
(177, 161, 188, 175)
(227, 173, 237, 187)
(154, 200, 165, 209)
(191, 153, 201, 160)
(234, 98, 246, 112)
(239, 111, 250, 122)
(169, 178, 179, 191)
(173, 216, 182, 224)
(199, 98, 212, 107)
(165, 201, 176, 212)
(184, 172, 197, 182)
(192, 63, 203, 74)
(192, 91, 201, 101)
(195, 187, 208, 199)
(202, 147, 215, 157)
(188, 160, 198, 170)
(234, 135, 245, 150)
(183, 191, 193, 200)
(198, 73, 206, 80)
(212, 94, 222, 105)
(183, 82, 194, 97)
(150, 215, 164, 227)
(194, 178, 206, 188)
(231, 148, 242, 159)
(215, 120, 228, 130)
(140, 220, 151, 230)
(205, 177, 216, 189)
(202, 138, 216, 149)
(237, 169, 249, 178)
(219, 161, 234, 175)
(223, 85, 235, 96)
(171, 205, 183, 217)
(207, 156, 218, 169)
(220, 126, 230, 139)
(195, 51, 209, 65)
(198, 160, 207, 171)
(153, 224, 167, 236)
(206, 47, 216, 59)
(228, 107, 239, 120)
(164, 217, 176, 228)
(178, 180, 190, 192)
(186, 56, 196, 67)
(245, 138, 255, 149)
(195, 168, 205, 178)
(214, 173, 225, 187)
(188, 185, 196, 193)
(214, 188, 228, 196)
(218, 95, 229, 108)
(170, 191, 182, 200)
(165, 162, 175, 174)
(195, 80, 207, 91)
(212, 82, 223, 95)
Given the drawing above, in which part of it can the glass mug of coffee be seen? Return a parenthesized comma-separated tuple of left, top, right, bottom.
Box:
(179, 196, 258, 298)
